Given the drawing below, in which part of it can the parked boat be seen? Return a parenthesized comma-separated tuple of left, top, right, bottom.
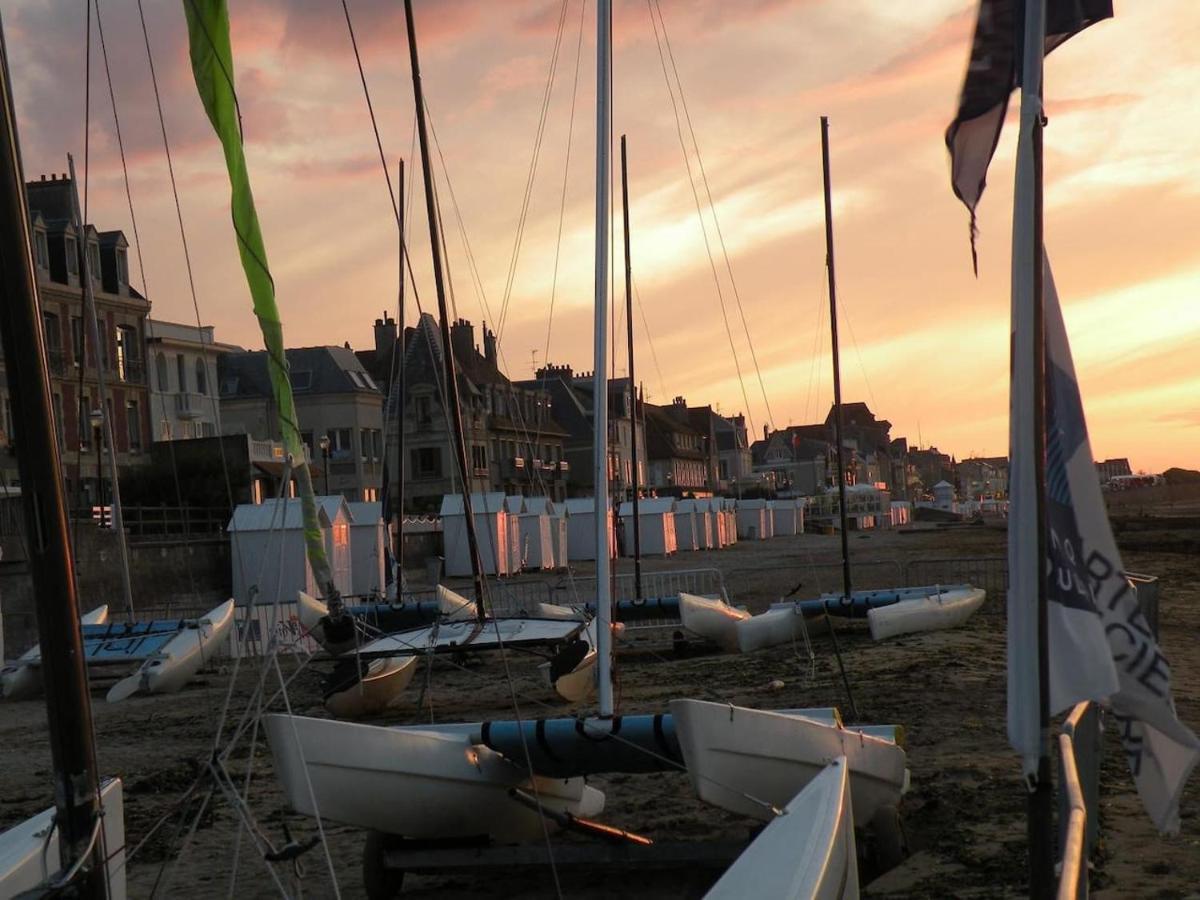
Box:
(867, 586, 986, 641)
(678, 591, 750, 651)
(106, 600, 236, 701)
(262, 714, 604, 841)
(671, 699, 907, 826)
(1, 605, 109, 700)
(704, 758, 857, 900)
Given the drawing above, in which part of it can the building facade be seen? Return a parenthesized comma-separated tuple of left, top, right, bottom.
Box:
(644, 401, 709, 494)
(219, 345, 385, 502)
(0, 175, 152, 502)
(146, 319, 243, 442)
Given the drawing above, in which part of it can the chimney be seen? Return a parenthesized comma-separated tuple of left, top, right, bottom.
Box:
(483, 322, 497, 366)
(374, 312, 397, 359)
(763, 424, 769, 441)
(672, 395, 686, 409)
(449, 318, 474, 363)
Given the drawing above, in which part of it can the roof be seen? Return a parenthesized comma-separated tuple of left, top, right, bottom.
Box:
(440, 492, 508, 515)
(618, 498, 676, 516)
(738, 499, 770, 509)
(347, 501, 383, 525)
(522, 496, 556, 515)
(228, 499, 333, 532)
(504, 495, 526, 513)
(219, 346, 384, 399)
(644, 404, 706, 461)
(563, 497, 612, 514)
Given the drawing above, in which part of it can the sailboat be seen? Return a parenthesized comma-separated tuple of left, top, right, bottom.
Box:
(0, 16, 126, 894)
(261, 5, 909, 893)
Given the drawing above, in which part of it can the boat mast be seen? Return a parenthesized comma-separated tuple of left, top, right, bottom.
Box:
(1016, 0, 1054, 892)
(819, 116, 859, 721)
(403, 0, 487, 613)
(0, 22, 105, 892)
(620, 135, 642, 601)
(67, 154, 134, 620)
(593, 0, 614, 717)
(393, 158, 406, 589)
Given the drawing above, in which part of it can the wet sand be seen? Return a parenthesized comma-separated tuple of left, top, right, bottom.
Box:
(1, 523, 1196, 898)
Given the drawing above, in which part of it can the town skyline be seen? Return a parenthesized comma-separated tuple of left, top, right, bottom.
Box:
(7, 0, 1197, 474)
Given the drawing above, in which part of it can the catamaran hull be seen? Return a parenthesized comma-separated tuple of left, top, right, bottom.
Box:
(0, 777, 126, 899)
(324, 655, 420, 719)
(1, 605, 110, 700)
(263, 714, 604, 842)
(106, 599, 235, 702)
(867, 587, 986, 641)
(671, 699, 907, 825)
(678, 592, 749, 651)
(704, 758, 857, 900)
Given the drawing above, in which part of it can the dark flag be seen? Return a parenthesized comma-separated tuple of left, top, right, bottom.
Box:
(945, 0, 1113, 272)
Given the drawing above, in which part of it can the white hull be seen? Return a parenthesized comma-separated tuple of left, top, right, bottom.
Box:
(736, 604, 811, 654)
(1, 605, 109, 700)
(678, 592, 750, 651)
(263, 714, 604, 842)
(106, 600, 235, 702)
(0, 777, 126, 899)
(867, 588, 986, 641)
(325, 655, 420, 719)
(671, 699, 907, 825)
(437, 584, 475, 620)
(705, 759, 858, 900)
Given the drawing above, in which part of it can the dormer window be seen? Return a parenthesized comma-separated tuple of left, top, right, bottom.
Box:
(116, 248, 129, 286)
(33, 230, 48, 269)
(87, 242, 101, 285)
(65, 236, 78, 276)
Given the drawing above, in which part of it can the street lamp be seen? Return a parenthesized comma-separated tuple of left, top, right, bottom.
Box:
(319, 434, 331, 496)
(89, 407, 104, 517)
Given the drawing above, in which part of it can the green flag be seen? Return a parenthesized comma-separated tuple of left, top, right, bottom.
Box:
(184, 0, 336, 599)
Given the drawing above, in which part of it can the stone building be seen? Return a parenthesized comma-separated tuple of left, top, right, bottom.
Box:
(146, 319, 243, 442)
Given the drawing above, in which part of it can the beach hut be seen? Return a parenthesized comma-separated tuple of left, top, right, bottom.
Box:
(684, 498, 715, 549)
(736, 498, 771, 541)
(618, 497, 678, 557)
(228, 496, 353, 605)
(505, 496, 527, 571)
(548, 502, 570, 568)
(933, 480, 956, 512)
(347, 502, 387, 597)
(769, 498, 801, 537)
(516, 496, 557, 571)
(563, 497, 613, 561)
(673, 500, 700, 552)
(440, 492, 511, 576)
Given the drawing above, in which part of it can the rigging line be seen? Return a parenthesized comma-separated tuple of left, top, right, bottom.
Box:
(340, 0, 398, 224)
(802, 267, 826, 425)
(632, 281, 667, 403)
(838, 293, 878, 413)
(544, 0, 588, 387)
(496, 0, 573, 345)
(643, 0, 756, 442)
(652, 0, 776, 430)
(94, 0, 199, 606)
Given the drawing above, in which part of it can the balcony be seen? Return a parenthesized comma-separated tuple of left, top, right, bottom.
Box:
(174, 392, 209, 419)
(119, 358, 146, 385)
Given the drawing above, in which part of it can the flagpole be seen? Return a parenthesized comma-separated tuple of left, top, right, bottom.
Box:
(1018, 0, 1054, 894)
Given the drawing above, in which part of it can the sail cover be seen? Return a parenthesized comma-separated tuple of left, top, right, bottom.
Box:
(184, 0, 335, 597)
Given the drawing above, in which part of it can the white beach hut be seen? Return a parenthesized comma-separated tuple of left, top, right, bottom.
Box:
(684, 498, 715, 549)
(736, 498, 772, 541)
(769, 498, 801, 537)
(673, 500, 700, 552)
(504, 496, 527, 571)
(618, 497, 678, 557)
(228, 496, 353, 605)
(440, 492, 511, 576)
(549, 502, 570, 568)
(347, 501, 387, 597)
(563, 497, 613, 561)
(716, 498, 736, 547)
(517, 496, 557, 572)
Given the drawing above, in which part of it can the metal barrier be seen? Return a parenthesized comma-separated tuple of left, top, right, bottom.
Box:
(902, 556, 1008, 601)
(542, 568, 732, 631)
(1057, 701, 1100, 899)
(1127, 572, 1159, 639)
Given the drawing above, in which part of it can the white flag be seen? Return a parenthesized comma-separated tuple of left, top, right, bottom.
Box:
(1008, 246, 1200, 833)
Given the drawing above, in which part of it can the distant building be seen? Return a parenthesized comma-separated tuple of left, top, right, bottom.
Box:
(715, 412, 752, 491)
(909, 445, 955, 498)
(1095, 458, 1132, 484)
(644, 401, 709, 494)
(0, 174, 152, 501)
(146, 319, 243, 442)
(219, 345, 385, 502)
(958, 456, 1008, 500)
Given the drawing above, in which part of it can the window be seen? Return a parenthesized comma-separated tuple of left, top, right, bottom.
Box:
(156, 352, 168, 391)
(79, 395, 92, 450)
(105, 398, 113, 448)
(471, 444, 487, 473)
(116, 249, 128, 286)
(71, 317, 84, 365)
(87, 242, 101, 284)
(415, 396, 432, 424)
(300, 430, 314, 461)
(195, 358, 207, 395)
(373, 430, 383, 459)
(331, 428, 353, 460)
(412, 447, 442, 478)
(116, 326, 139, 382)
(41, 312, 61, 349)
(52, 393, 64, 450)
(176, 354, 187, 392)
(34, 231, 48, 269)
(363, 487, 378, 502)
(98, 322, 110, 370)
(360, 428, 370, 460)
(289, 370, 312, 392)
(159, 419, 171, 441)
(65, 236, 78, 276)
(347, 371, 366, 389)
(127, 401, 141, 451)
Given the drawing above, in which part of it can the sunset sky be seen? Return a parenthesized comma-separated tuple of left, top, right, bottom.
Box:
(6, 1, 1198, 473)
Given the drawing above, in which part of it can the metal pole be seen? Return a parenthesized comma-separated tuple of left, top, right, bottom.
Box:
(0, 17, 105, 893)
(819, 115, 859, 721)
(592, 0, 614, 717)
(1019, 0, 1054, 893)
(403, 0, 487, 612)
(395, 158, 406, 571)
(67, 154, 134, 619)
(620, 136, 643, 601)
